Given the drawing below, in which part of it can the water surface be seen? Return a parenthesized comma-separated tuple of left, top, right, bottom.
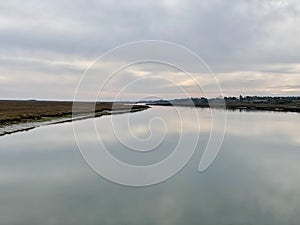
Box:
(0, 107, 300, 225)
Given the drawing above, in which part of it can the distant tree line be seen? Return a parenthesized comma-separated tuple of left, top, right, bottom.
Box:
(140, 96, 300, 107)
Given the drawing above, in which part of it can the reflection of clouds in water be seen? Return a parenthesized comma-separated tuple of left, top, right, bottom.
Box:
(225, 110, 300, 146)
(215, 139, 300, 224)
(0, 108, 300, 224)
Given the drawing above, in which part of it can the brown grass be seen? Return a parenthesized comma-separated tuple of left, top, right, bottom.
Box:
(0, 100, 149, 125)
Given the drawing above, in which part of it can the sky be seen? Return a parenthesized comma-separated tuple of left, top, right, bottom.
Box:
(0, 0, 299, 100)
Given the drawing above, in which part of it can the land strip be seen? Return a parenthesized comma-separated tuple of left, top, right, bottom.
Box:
(0, 100, 149, 136)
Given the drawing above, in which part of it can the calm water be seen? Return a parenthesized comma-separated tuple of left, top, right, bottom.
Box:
(0, 107, 300, 225)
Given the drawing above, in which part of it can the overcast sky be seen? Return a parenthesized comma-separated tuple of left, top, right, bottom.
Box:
(0, 0, 299, 100)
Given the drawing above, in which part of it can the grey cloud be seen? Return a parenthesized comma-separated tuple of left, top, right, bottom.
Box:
(0, 0, 300, 99)
(0, 0, 299, 61)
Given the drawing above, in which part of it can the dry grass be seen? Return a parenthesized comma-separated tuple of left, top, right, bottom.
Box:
(0, 100, 149, 125)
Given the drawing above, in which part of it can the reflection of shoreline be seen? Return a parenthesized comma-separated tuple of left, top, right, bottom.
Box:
(146, 102, 300, 113)
(0, 100, 149, 137)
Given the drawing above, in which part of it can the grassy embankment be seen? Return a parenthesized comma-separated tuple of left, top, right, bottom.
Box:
(0, 100, 149, 127)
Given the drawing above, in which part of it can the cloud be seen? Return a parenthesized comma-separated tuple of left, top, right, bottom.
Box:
(0, 0, 299, 99)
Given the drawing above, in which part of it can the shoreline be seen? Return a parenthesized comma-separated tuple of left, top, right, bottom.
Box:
(0, 100, 149, 137)
(1, 99, 299, 137)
